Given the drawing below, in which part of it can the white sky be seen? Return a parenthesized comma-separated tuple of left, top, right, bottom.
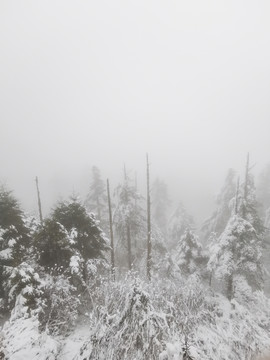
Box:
(1, 0, 270, 223)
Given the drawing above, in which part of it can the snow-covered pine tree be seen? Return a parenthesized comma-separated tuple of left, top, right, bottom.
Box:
(33, 197, 109, 330)
(35, 196, 109, 283)
(0, 187, 31, 312)
(256, 165, 270, 292)
(208, 213, 263, 300)
(174, 228, 208, 277)
(34, 219, 74, 272)
(202, 168, 236, 242)
(208, 156, 264, 300)
(240, 154, 264, 235)
(239, 156, 267, 294)
(0, 187, 30, 266)
(52, 196, 109, 262)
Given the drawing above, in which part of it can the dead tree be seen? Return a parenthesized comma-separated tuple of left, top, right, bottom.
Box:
(107, 179, 115, 281)
(146, 154, 152, 280)
(124, 165, 132, 271)
(35, 176, 43, 225)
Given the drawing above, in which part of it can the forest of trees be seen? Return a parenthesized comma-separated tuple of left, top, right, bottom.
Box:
(1, 155, 270, 359)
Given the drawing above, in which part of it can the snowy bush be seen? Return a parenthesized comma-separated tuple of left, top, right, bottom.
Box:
(4, 262, 42, 313)
(79, 279, 170, 360)
(38, 275, 80, 336)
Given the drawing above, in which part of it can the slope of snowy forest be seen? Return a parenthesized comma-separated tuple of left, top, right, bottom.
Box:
(0, 157, 270, 359)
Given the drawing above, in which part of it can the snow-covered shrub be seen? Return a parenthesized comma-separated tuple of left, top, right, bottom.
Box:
(79, 280, 170, 360)
(38, 275, 80, 336)
(5, 262, 42, 312)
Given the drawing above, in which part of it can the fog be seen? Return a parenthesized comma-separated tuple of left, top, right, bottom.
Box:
(1, 0, 270, 224)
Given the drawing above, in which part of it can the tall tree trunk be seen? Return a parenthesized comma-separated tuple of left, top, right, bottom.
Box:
(107, 179, 115, 280)
(134, 172, 137, 249)
(35, 176, 43, 225)
(123, 165, 132, 271)
(146, 154, 152, 280)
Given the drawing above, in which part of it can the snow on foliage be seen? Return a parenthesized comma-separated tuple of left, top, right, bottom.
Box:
(0, 169, 269, 360)
(1, 269, 270, 359)
(73, 275, 270, 360)
(208, 214, 263, 297)
(38, 275, 80, 336)
(174, 229, 208, 276)
(78, 279, 170, 360)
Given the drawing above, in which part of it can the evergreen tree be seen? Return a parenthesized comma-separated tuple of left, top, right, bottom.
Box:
(175, 228, 208, 276)
(85, 166, 107, 223)
(208, 214, 263, 300)
(244, 159, 269, 294)
(35, 219, 74, 271)
(0, 187, 30, 265)
(239, 155, 264, 235)
(52, 197, 108, 261)
(202, 169, 236, 241)
(0, 187, 30, 308)
(34, 196, 109, 287)
(208, 156, 264, 299)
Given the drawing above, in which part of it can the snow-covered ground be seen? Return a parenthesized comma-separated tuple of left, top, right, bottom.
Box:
(1, 279, 270, 360)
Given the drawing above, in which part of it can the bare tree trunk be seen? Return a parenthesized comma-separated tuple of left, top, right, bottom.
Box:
(107, 179, 115, 280)
(134, 172, 137, 249)
(146, 154, 152, 280)
(35, 176, 43, 225)
(123, 164, 132, 271)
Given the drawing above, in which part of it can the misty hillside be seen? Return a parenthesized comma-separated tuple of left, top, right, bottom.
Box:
(1, 1, 270, 359)
(1, 157, 270, 359)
